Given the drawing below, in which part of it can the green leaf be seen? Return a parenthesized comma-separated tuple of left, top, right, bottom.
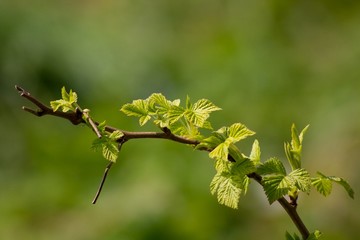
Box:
(61, 86, 69, 101)
(91, 130, 123, 162)
(329, 176, 355, 199)
(285, 232, 301, 240)
(184, 98, 221, 129)
(50, 100, 66, 112)
(257, 157, 286, 176)
(284, 124, 309, 171)
(210, 172, 243, 209)
(299, 124, 309, 144)
(109, 130, 124, 140)
(311, 175, 332, 197)
(185, 95, 192, 109)
(168, 119, 201, 139)
(312, 172, 354, 199)
(307, 230, 322, 240)
(205, 123, 255, 162)
(261, 165, 311, 203)
(50, 87, 78, 112)
(214, 158, 231, 173)
(60, 86, 77, 104)
(97, 121, 107, 133)
(228, 123, 256, 142)
(209, 142, 229, 161)
(195, 135, 223, 151)
(262, 174, 293, 204)
(249, 139, 261, 165)
(102, 141, 119, 162)
(288, 168, 311, 193)
(166, 105, 186, 125)
(210, 158, 255, 208)
(148, 93, 178, 114)
(120, 99, 151, 126)
(230, 158, 256, 178)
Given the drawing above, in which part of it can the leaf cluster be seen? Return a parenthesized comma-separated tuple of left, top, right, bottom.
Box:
(50, 86, 78, 112)
(50, 87, 123, 162)
(197, 123, 257, 208)
(120, 93, 221, 139)
(257, 124, 354, 204)
(91, 121, 124, 162)
(121, 93, 259, 209)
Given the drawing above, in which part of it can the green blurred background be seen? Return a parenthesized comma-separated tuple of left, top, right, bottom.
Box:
(1, 0, 359, 239)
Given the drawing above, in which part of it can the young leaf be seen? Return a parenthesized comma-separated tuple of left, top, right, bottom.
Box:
(288, 168, 311, 193)
(214, 158, 231, 173)
(209, 142, 229, 161)
(262, 174, 293, 204)
(120, 99, 151, 126)
(97, 121, 107, 133)
(230, 158, 256, 178)
(210, 158, 255, 208)
(205, 123, 255, 162)
(183, 98, 221, 129)
(257, 157, 286, 176)
(169, 119, 201, 139)
(228, 123, 256, 142)
(91, 130, 124, 162)
(328, 175, 354, 199)
(166, 105, 185, 125)
(148, 93, 181, 115)
(195, 135, 223, 151)
(50, 99, 68, 112)
(210, 172, 243, 209)
(284, 124, 309, 171)
(50, 87, 78, 112)
(311, 175, 332, 197)
(102, 141, 119, 162)
(312, 172, 354, 199)
(249, 139, 261, 165)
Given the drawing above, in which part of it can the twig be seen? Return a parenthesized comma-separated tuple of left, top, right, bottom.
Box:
(15, 85, 84, 125)
(83, 109, 102, 138)
(92, 161, 113, 204)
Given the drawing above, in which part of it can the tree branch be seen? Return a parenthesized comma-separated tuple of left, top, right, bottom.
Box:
(16, 85, 310, 239)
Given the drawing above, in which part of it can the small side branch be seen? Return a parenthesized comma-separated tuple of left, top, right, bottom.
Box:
(92, 162, 113, 204)
(15, 85, 84, 125)
(83, 109, 102, 138)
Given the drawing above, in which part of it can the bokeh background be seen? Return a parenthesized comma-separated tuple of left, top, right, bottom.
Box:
(1, 0, 359, 239)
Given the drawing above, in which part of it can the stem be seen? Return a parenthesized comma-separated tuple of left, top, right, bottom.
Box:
(92, 162, 113, 204)
(83, 110, 102, 138)
(278, 198, 310, 239)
